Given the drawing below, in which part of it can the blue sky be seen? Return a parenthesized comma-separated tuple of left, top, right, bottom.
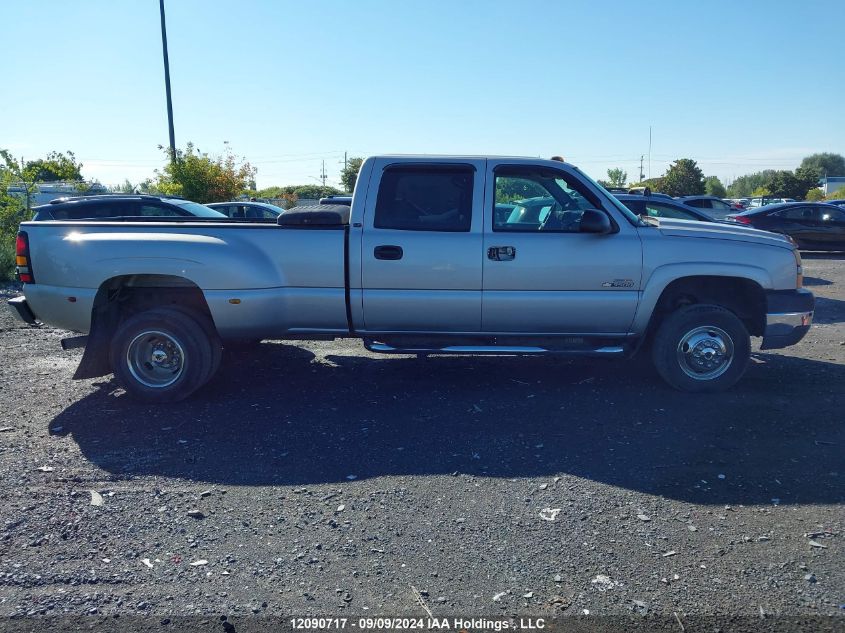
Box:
(2, 0, 843, 189)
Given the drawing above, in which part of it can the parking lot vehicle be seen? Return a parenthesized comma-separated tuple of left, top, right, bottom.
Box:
(677, 196, 738, 220)
(727, 202, 845, 251)
(207, 201, 284, 219)
(31, 195, 227, 221)
(9, 156, 813, 401)
(319, 195, 353, 206)
(627, 187, 673, 200)
(724, 198, 748, 210)
(748, 196, 795, 208)
(824, 198, 845, 207)
(615, 194, 715, 222)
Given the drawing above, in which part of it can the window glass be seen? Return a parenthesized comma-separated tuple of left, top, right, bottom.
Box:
(53, 201, 135, 219)
(646, 202, 699, 220)
(213, 204, 233, 217)
(493, 170, 598, 232)
(821, 207, 845, 222)
(684, 198, 708, 208)
(619, 199, 646, 215)
(774, 207, 818, 220)
(139, 203, 184, 217)
(374, 167, 473, 232)
(169, 200, 228, 218)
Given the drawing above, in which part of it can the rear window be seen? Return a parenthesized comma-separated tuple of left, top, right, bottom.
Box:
(374, 166, 473, 232)
(169, 200, 228, 218)
(50, 200, 136, 220)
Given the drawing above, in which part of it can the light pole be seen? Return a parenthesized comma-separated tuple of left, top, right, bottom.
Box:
(159, 0, 176, 160)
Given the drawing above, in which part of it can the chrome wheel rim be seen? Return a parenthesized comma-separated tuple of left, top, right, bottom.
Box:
(126, 330, 185, 388)
(676, 325, 734, 380)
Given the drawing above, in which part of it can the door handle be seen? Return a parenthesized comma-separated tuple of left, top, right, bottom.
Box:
(374, 245, 403, 260)
(487, 246, 516, 261)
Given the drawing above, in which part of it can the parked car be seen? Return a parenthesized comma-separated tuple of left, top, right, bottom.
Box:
(319, 195, 353, 206)
(626, 186, 673, 200)
(31, 195, 227, 221)
(207, 201, 285, 219)
(726, 202, 845, 251)
(9, 155, 812, 401)
(747, 197, 795, 208)
(724, 198, 748, 210)
(677, 196, 738, 220)
(824, 198, 845, 207)
(615, 194, 715, 222)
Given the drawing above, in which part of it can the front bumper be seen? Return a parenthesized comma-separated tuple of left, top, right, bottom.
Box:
(7, 296, 37, 325)
(760, 289, 814, 350)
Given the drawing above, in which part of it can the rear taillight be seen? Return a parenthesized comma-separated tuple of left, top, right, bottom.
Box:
(15, 231, 34, 284)
(732, 215, 752, 225)
(793, 249, 803, 289)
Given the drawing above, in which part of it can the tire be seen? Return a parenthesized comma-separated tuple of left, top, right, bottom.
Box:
(651, 304, 750, 393)
(160, 306, 222, 383)
(110, 307, 214, 402)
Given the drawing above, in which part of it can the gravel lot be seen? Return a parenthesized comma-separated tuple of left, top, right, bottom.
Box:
(0, 255, 843, 628)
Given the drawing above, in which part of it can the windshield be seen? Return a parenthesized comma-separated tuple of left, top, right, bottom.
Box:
(170, 200, 228, 218)
(575, 169, 646, 226)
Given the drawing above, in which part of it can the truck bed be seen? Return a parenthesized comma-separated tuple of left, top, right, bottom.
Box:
(20, 219, 350, 338)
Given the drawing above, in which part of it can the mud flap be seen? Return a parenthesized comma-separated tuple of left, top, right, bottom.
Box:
(72, 304, 117, 380)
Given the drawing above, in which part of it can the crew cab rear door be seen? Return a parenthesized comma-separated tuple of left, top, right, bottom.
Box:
(359, 159, 485, 332)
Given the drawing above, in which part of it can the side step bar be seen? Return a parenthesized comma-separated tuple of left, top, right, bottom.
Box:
(364, 340, 625, 356)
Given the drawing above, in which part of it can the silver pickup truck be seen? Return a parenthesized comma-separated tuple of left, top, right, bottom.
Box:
(9, 156, 814, 401)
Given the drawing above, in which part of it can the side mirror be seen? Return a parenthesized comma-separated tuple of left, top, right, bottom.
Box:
(580, 209, 612, 234)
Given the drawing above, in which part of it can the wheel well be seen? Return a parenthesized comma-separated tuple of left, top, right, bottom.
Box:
(73, 275, 215, 379)
(648, 276, 766, 338)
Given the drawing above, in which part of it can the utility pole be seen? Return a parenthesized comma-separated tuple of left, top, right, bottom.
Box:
(639, 155, 645, 182)
(343, 151, 347, 172)
(159, 0, 177, 160)
(320, 160, 328, 193)
(648, 126, 652, 180)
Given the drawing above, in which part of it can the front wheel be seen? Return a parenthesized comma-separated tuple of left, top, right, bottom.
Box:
(110, 307, 215, 402)
(651, 304, 750, 392)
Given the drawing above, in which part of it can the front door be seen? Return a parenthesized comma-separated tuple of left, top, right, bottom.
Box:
(482, 164, 642, 335)
(360, 160, 486, 332)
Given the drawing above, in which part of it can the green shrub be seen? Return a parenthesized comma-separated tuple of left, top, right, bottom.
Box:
(0, 240, 15, 282)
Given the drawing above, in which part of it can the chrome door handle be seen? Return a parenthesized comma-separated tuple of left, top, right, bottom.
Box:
(487, 246, 515, 261)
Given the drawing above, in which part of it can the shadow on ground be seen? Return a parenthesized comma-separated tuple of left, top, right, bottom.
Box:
(50, 341, 844, 506)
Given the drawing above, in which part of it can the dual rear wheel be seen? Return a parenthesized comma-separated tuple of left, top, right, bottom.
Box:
(110, 307, 222, 402)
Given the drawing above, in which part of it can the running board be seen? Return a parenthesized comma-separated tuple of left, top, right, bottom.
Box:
(364, 341, 625, 356)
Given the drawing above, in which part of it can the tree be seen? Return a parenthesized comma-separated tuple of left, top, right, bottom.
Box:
(0, 150, 38, 214)
(340, 157, 364, 193)
(805, 188, 825, 201)
(257, 186, 298, 208)
(152, 143, 257, 203)
(794, 165, 822, 199)
(660, 159, 705, 197)
(767, 170, 801, 198)
(751, 186, 771, 197)
(827, 186, 845, 200)
(727, 170, 777, 198)
(628, 177, 665, 191)
(606, 168, 627, 188)
(704, 175, 726, 198)
(109, 179, 136, 194)
(24, 151, 83, 182)
(799, 153, 845, 178)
